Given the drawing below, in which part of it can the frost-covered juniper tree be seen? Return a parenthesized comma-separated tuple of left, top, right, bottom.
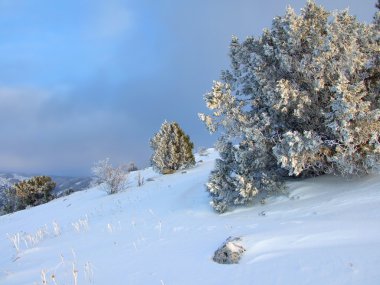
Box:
(3, 176, 56, 212)
(150, 121, 195, 174)
(200, 0, 380, 212)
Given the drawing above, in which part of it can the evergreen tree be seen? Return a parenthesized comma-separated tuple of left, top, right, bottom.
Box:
(150, 121, 195, 174)
(200, 0, 380, 212)
(13, 176, 56, 210)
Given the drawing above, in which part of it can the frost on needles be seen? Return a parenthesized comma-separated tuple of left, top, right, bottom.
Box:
(200, 0, 380, 213)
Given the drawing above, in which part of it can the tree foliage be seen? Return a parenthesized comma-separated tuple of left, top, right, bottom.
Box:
(200, 0, 380, 212)
(150, 121, 195, 174)
(1, 176, 56, 213)
(14, 176, 55, 209)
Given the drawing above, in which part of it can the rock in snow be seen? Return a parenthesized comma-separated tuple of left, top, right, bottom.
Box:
(213, 236, 246, 264)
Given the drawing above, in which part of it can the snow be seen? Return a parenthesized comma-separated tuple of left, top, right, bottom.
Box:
(1, 149, 380, 285)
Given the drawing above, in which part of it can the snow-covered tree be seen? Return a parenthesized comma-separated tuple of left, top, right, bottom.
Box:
(150, 121, 195, 174)
(200, 0, 380, 212)
(6, 176, 56, 211)
(92, 158, 127, 194)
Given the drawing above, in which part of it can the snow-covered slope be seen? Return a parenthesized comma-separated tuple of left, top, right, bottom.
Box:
(1, 149, 379, 285)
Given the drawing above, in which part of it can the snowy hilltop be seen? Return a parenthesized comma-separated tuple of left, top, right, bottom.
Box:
(0, 148, 379, 285)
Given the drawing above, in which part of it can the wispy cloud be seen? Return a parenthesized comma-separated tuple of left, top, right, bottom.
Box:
(90, 0, 133, 40)
(0, 87, 49, 123)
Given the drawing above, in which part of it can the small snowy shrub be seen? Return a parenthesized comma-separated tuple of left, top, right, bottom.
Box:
(127, 162, 138, 172)
(137, 172, 144, 187)
(200, 0, 380, 212)
(150, 121, 195, 174)
(92, 158, 127, 194)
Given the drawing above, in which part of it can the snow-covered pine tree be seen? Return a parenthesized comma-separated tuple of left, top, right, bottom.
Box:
(150, 121, 195, 174)
(200, 0, 380, 212)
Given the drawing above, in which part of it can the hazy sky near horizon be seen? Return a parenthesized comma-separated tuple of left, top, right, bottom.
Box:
(0, 0, 376, 176)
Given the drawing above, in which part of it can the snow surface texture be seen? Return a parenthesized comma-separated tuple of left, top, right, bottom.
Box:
(0, 149, 379, 284)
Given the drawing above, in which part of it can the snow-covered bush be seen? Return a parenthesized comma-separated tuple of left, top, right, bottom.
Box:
(200, 0, 380, 212)
(150, 121, 195, 174)
(92, 158, 127, 194)
(127, 162, 138, 172)
(1, 176, 56, 212)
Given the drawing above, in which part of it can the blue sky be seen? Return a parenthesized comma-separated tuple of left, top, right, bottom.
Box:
(0, 0, 376, 176)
